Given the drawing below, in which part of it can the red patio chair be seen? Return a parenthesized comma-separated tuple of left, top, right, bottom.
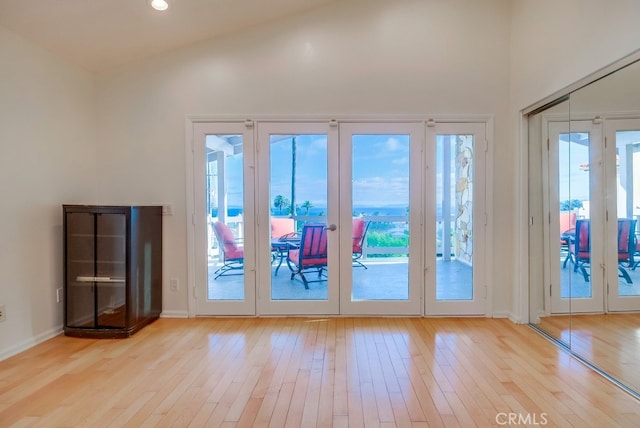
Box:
(566, 219, 591, 282)
(352, 218, 370, 269)
(559, 211, 577, 262)
(212, 221, 244, 278)
(271, 217, 299, 275)
(286, 224, 328, 289)
(617, 218, 635, 283)
(271, 217, 296, 240)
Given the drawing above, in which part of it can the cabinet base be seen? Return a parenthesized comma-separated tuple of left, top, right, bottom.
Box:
(64, 316, 159, 339)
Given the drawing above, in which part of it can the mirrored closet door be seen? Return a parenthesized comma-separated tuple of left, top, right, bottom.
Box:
(529, 55, 640, 396)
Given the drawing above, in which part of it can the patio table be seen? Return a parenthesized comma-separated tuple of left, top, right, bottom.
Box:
(271, 238, 300, 276)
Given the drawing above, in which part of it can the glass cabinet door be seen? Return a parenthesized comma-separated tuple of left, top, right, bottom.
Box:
(66, 212, 96, 328)
(96, 213, 127, 328)
(65, 211, 127, 329)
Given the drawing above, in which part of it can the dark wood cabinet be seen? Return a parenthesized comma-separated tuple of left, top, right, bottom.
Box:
(63, 205, 162, 338)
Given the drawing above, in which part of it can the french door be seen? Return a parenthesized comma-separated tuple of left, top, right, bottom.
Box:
(256, 122, 340, 314)
(256, 121, 423, 315)
(338, 122, 423, 315)
(425, 122, 488, 315)
(546, 117, 640, 314)
(605, 118, 640, 312)
(192, 121, 257, 315)
(190, 118, 488, 316)
(546, 120, 604, 314)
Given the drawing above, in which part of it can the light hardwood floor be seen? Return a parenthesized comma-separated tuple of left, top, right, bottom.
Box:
(539, 313, 640, 396)
(1, 317, 639, 427)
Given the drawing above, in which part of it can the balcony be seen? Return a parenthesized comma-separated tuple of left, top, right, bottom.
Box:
(207, 215, 473, 302)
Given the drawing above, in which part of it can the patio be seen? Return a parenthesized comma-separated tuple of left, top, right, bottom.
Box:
(206, 213, 475, 310)
(207, 257, 473, 302)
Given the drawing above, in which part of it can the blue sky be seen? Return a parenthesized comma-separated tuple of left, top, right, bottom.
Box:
(558, 135, 590, 202)
(215, 130, 640, 213)
(556, 130, 640, 204)
(224, 134, 411, 210)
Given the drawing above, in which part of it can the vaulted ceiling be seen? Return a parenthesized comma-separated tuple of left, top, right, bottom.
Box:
(0, 0, 339, 73)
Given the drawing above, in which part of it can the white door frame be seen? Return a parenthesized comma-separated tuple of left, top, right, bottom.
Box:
(256, 121, 340, 315)
(338, 121, 424, 315)
(186, 115, 493, 317)
(605, 117, 640, 312)
(545, 119, 604, 314)
(188, 119, 257, 316)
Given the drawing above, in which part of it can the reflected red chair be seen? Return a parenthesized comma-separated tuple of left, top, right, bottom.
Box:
(559, 211, 577, 256)
(616, 218, 635, 283)
(565, 219, 590, 282)
(212, 221, 244, 278)
(352, 218, 370, 269)
(286, 224, 328, 289)
(565, 218, 635, 284)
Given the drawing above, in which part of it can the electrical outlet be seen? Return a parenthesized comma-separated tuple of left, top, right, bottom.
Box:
(56, 288, 63, 303)
(0, 305, 5, 322)
(170, 278, 179, 292)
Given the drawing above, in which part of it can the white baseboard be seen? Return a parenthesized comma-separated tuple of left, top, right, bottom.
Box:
(491, 310, 519, 321)
(160, 310, 189, 318)
(507, 312, 527, 324)
(491, 310, 510, 317)
(0, 326, 63, 362)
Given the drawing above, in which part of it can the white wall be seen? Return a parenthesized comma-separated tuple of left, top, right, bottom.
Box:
(509, 0, 640, 321)
(510, 0, 640, 110)
(0, 26, 96, 358)
(95, 0, 512, 316)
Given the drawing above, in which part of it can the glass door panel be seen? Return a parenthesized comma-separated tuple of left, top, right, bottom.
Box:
(339, 123, 422, 315)
(257, 123, 338, 315)
(194, 122, 256, 315)
(548, 121, 604, 314)
(426, 123, 486, 315)
(435, 135, 474, 301)
(350, 134, 410, 300)
(269, 134, 328, 301)
(606, 120, 640, 311)
(206, 137, 245, 300)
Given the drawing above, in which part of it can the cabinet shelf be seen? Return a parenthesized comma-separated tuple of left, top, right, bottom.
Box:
(69, 234, 125, 238)
(76, 276, 126, 282)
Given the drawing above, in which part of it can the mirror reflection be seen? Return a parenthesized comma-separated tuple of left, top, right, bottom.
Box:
(529, 98, 572, 345)
(529, 58, 640, 394)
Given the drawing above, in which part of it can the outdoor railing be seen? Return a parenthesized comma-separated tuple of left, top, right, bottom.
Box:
(208, 214, 454, 261)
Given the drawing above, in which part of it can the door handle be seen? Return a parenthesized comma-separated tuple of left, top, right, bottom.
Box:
(326, 224, 337, 231)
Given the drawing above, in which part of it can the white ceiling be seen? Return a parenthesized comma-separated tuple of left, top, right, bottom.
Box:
(0, 0, 339, 73)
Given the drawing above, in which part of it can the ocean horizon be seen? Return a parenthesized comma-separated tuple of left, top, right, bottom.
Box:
(212, 205, 412, 217)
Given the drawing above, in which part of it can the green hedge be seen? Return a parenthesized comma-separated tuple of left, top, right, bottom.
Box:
(366, 231, 409, 247)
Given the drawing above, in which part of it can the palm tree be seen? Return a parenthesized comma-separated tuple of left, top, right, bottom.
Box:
(290, 137, 297, 216)
(300, 200, 313, 215)
(273, 195, 290, 215)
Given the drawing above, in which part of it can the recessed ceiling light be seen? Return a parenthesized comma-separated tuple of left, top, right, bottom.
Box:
(150, 0, 169, 11)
